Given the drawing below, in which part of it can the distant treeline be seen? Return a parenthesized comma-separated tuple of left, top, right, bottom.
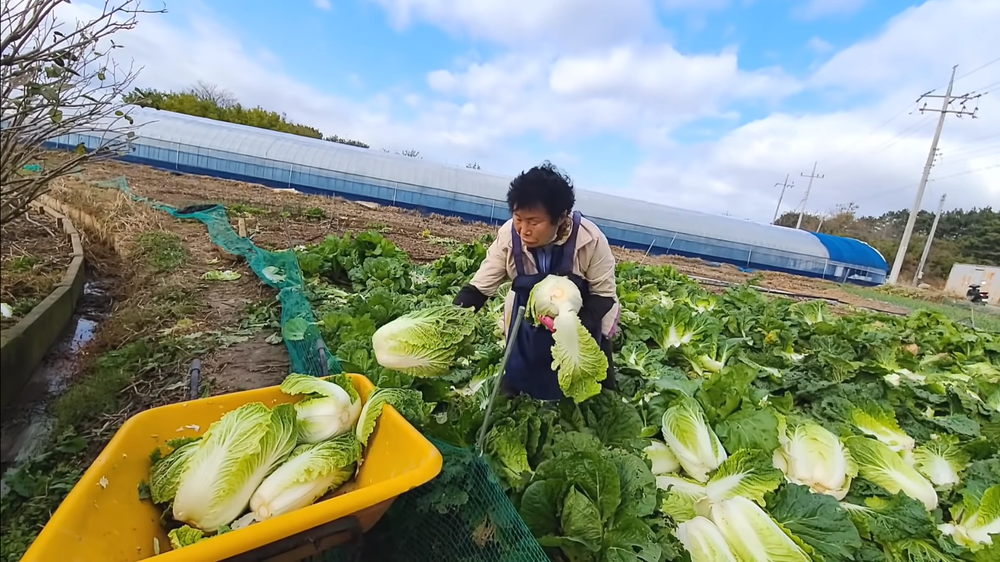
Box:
(122, 82, 370, 149)
(776, 205, 999, 282)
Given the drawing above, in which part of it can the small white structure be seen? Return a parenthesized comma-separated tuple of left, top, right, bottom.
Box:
(944, 263, 1000, 305)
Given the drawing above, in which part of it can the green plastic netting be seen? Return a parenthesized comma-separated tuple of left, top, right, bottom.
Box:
(94, 177, 549, 561)
(95, 177, 339, 377)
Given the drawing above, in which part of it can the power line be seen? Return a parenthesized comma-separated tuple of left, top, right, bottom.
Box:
(954, 57, 1000, 83)
(889, 65, 984, 284)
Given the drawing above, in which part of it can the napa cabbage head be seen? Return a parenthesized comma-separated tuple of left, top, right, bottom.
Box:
(710, 496, 811, 562)
(675, 516, 739, 562)
(372, 304, 477, 377)
(249, 434, 362, 521)
(845, 436, 938, 510)
(280, 374, 362, 443)
(171, 402, 298, 532)
(939, 485, 1000, 551)
(656, 449, 783, 522)
(527, 275, 608, 403)
(644, 439, 680, 476)
(661, 397, 727, 482)
(149, 438, 202, 505)
(850, 403, 916, 454)
(772, 415, 856, 500)
(913, 434, 969, 488)
(356, 386, 426, 447)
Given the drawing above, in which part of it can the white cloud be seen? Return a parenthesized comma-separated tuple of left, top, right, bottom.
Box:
(367, 0, 661, 50)
(807, 36, 834, 53)
(313, 0, 332, 10)
(793, 0, 869, 20)
(53, 0, 1000, 222)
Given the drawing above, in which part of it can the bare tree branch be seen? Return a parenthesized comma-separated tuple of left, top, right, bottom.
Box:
(1, 0, 166, 225)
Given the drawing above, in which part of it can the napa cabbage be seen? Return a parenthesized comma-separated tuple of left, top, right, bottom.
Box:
(371, 304, 477, 377)
(356, 386, 426, 447)
(660, 398, 727, 482)
(850, 403, 916, 454)
(912, 434, 969, 488)
(772, 415, 856, 500)
(845, 436, 939, 510)
(249, 434, 362, 521)
(940, 485, 1000, 550)
(280, 374, 362, 443)
(675, 516, 739, 562)
(711, 496, 812, 562)
(170, 402, 298, 532)
(644, 439, 680, 476)
(656, 450, 783, 521)
(150, 438, 201, 505)
(527, 275, 608, 403)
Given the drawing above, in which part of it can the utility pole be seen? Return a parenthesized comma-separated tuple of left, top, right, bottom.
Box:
(888, 65, 982, 284)
(795, 162, 824, 229)
(773, 174, 794, 223)
(912, 193, 947, 286)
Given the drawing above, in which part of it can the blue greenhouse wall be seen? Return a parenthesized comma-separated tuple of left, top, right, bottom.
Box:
(45, 134, 886, 286)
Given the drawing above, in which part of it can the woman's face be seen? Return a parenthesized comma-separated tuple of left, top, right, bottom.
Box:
(513, 206, 559, 248)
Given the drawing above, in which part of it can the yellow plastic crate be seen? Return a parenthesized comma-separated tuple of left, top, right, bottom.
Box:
(23, 374, 442, 562)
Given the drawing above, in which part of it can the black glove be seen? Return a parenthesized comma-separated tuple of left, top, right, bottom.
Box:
(600, 336, 618, 391)
(578, 294, 615, 340)
(454, 284, 489, 312)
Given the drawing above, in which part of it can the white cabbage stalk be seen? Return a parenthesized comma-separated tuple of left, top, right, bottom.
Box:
(711, 497, 811, 562)
(772, 417, 856, 499)
(527, 275, 608, 403)
(913, 435, 969, 488)
(172, 403, 298, 532)
(675, 516, 739, 562)
(250, 434, 362, 520)
(850, 406, 915, 454)
(280, 374, 362, 443)
(845, 436, 939, 510)
(661, 398, 727, 482)
(372, 304, 477, 377)
(939, 485, 1000, 550)
(644, 439, 680, 476)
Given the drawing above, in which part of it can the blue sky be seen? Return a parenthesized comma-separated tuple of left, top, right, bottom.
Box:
(65, 0, 999, 220)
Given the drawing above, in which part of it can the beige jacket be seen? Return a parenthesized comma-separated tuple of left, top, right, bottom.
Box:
(469, 216, 620, 337)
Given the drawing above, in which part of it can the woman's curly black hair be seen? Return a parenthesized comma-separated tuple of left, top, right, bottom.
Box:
(506, 161, 576, 222)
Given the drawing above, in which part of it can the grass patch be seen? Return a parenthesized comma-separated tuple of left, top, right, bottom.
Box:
(134, 231, 188, 272)
(227, 202, 270, 217)
(0, 430, 89, 562)
(7, 255, 39, 272)
(52, 337, 194, 428)
(53, 283, 205, 428)
(841, 285, 1000, 332)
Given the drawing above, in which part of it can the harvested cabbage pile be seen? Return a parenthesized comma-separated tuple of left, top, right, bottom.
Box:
(145, 374, 419, 551)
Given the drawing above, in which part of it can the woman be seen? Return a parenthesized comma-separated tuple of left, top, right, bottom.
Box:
(454, 162, 619, 400)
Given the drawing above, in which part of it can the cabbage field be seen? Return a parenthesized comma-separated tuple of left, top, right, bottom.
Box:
(291, 230, 999, 562)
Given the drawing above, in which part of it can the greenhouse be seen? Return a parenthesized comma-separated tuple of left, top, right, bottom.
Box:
(48, 108, 888, 285)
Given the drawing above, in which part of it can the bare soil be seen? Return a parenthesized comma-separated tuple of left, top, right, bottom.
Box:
(0, 209, 73, 328)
